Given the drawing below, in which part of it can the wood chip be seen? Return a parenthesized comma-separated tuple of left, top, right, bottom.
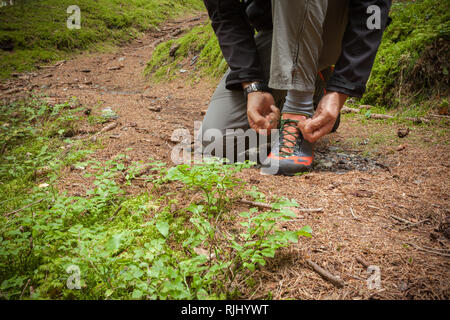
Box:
(396, 144, 407, 151)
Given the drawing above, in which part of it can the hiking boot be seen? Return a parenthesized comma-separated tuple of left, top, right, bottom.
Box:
(261, 119, 314, 176)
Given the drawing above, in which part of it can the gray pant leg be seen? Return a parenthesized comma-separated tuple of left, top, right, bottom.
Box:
(200, 30, 285, 162)
(269, 0, 328, 91)
(269, 0, 348, 91)
(319, 0, 349, 70)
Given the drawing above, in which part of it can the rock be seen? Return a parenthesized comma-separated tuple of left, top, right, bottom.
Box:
(351, 190, 374, 198)
(320, 161, 333, 169)
(169, 43, 180, 57)
(148, 106, 162, 112)
(194, 247, 215, 260)
(397, 127, 410, 138)
(101, 107, 119, 120)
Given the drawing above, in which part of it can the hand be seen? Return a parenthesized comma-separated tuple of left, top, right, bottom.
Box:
(298, 91, 348, 143)
(246, 91, 280, 135)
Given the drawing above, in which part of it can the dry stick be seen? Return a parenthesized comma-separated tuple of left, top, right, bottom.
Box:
(108, 205, 123, 222)
(19, 279, 31, 300)
(350, 207, 360, 221)
(356, 256, 370, 269)
(239, 199, 323, 213)
(306, 259, 345, 288)
(408, 243, 450, 257)
(390, 214, 414, 225)
(5, 198, 46, 217)
(341, 107, 431, 123)
(399, 219, 430, 231)
(428, 114, 450, 119)
(421, 245, 450, 253)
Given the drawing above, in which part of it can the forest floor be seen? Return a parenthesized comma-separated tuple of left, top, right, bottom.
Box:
(2, 14, 449, 299)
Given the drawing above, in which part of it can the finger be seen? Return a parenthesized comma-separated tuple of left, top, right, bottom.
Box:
(248, 108, 269, 130)
(304, 113, 329, 132)
(266, 113, 279, 131)
(297, 118, 309, 136)
(304, 122, 334, 143)
(270, 105, 280, 118)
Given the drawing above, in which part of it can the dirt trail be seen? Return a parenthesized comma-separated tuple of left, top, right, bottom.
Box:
(2, 14, 449, 299)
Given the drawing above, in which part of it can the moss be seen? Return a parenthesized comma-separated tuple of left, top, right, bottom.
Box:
(145, 23, 227, 82)
(0, 0, 205, 79)
(361, 0, 449, 108)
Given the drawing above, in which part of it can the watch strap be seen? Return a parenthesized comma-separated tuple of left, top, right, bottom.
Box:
(244, 82, 271, 99)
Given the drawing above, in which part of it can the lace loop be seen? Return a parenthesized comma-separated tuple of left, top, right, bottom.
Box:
(279, 119, 300, 157)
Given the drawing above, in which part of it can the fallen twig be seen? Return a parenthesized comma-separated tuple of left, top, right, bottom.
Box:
(19, 279, 31, 300)
(356, 256, 370, 269)
(350, 207, 360, 221)
(428, 114, 450, 119)
(5, 198, 46, 217)
(306, 259, 345, 288)
(399, 219, 429, 231)
(408, 243, 450, 257)
(108, 205, 123, 222)
(340, 107, 431, 124)
(88, 122, 118, 141)
(239, 199, 323, 213)
(390, 214, 414, 225)
(341, 106, 360, 114)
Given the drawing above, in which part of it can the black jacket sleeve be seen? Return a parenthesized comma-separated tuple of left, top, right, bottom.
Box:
(204, 0, 265, 90)
(327, 0, 392, 97)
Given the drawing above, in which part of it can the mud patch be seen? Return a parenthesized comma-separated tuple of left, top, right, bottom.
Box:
(314, 146, 381, 172)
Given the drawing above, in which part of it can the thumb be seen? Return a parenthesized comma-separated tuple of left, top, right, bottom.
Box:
(270, 105, 280, 117)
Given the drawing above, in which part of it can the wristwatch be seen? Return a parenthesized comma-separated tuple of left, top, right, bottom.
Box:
(244, 82, 271, 99)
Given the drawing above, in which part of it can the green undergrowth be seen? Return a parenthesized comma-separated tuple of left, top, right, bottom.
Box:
(0, 96, 95, 212)
(0, 0, 205, 79)
(361, 0, 449, 109)
(145, 23, 226, 82)
(0, 98, 312, 300)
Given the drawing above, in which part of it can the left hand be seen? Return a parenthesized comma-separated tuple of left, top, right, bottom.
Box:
(298, 91, 348, 143)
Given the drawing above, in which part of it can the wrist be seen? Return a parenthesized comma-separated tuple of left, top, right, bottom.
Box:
(327, 91, 348, 111)
(242, 82, 253, 90)
(243, 82, 271, 99)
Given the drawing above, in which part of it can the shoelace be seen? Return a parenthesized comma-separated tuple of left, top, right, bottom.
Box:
(279, 119, 300, 157)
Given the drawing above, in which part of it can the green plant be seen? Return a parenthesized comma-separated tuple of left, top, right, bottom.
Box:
(166, 158, 251, 216)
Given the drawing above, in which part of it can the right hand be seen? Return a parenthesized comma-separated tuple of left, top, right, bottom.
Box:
(246, 91, 280, 135)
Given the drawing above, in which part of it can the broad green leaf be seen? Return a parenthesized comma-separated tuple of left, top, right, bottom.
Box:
(105, 233, 124, 253)
(156, 221, 170, 238)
